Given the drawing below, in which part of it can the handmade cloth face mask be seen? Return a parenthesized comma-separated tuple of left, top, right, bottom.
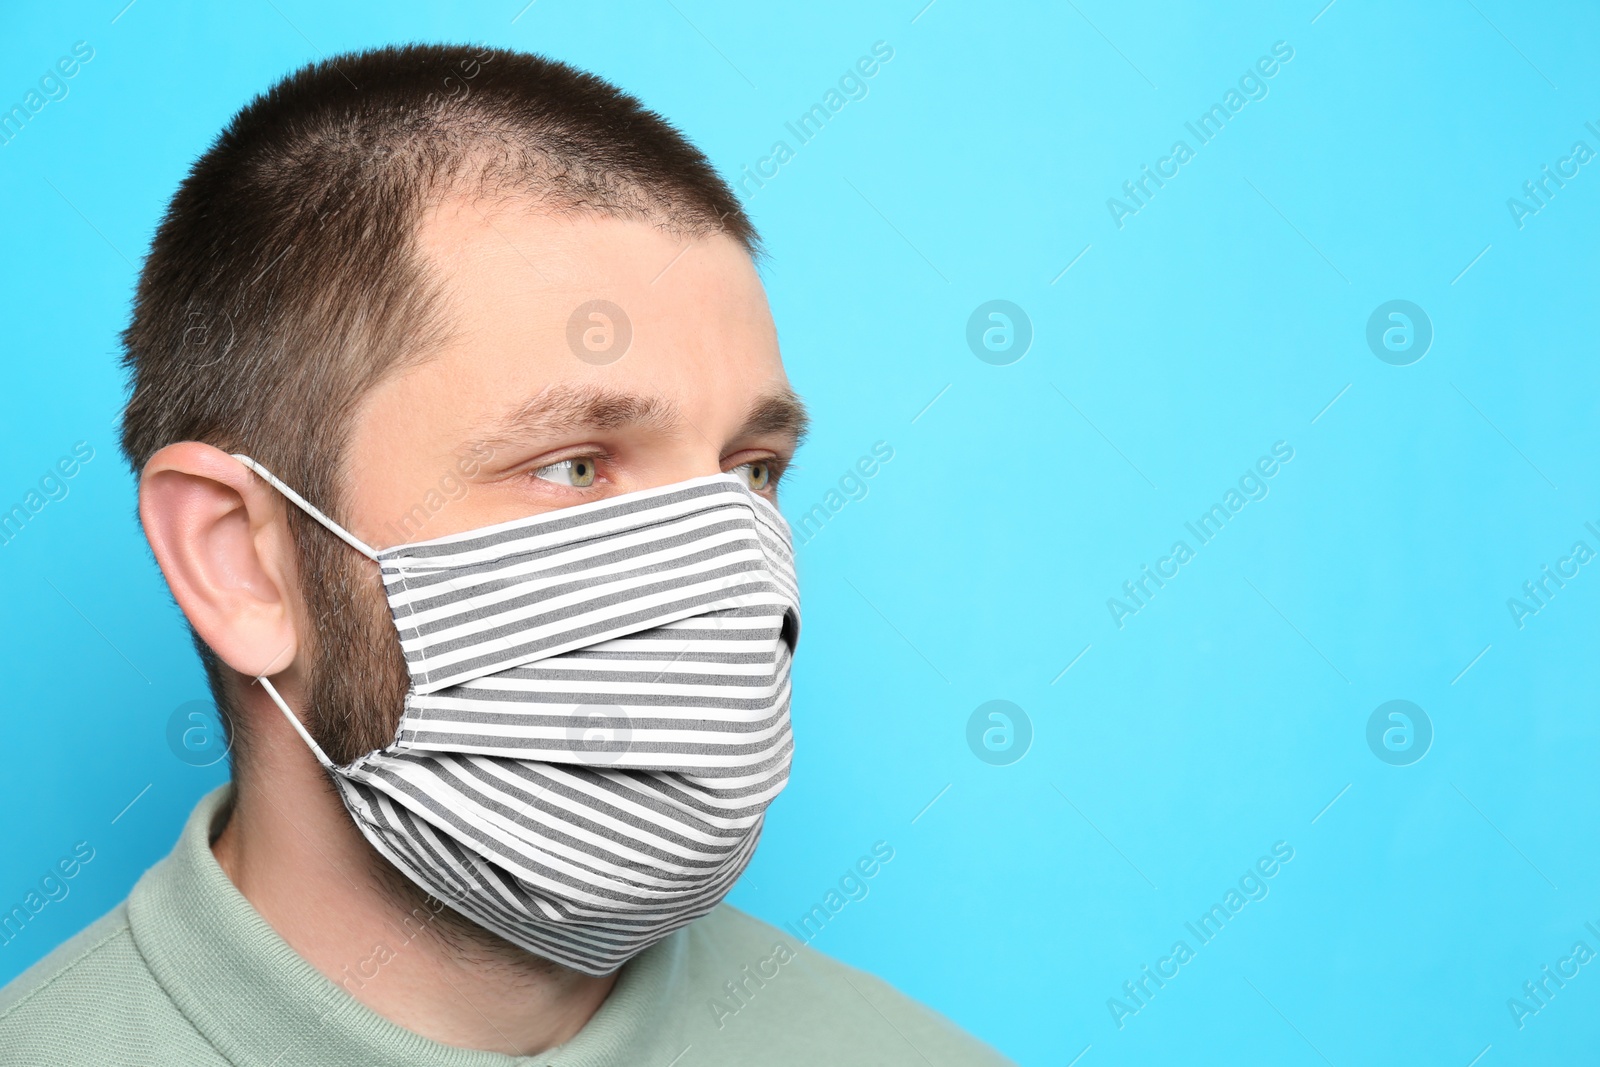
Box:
(232, 455, 799, 975)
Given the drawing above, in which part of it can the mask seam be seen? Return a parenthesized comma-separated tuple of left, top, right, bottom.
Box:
(383, 564, 434, 692)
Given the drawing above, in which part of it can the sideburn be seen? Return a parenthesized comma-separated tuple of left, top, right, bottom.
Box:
(298, 510, 412, 766)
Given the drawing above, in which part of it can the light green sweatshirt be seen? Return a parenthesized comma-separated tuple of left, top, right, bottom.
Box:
(0, 787, 1008, 1066)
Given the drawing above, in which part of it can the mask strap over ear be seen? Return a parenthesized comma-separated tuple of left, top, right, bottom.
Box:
(231, 453, 372, 772)
(231, 453, 381, 560)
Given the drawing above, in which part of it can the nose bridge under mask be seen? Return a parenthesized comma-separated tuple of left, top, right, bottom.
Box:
(230, 452, 800, 693)
(380, 479, 797, 695)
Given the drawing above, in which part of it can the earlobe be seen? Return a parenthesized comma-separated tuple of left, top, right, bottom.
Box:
(139, 443, 302, 679)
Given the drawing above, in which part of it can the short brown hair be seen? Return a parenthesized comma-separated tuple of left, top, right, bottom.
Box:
(119, 44, 760, 776)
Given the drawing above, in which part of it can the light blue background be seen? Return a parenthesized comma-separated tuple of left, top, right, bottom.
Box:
(3, 1, 1598, 1063)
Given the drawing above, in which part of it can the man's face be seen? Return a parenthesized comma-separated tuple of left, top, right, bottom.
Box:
(294, 202, 804, 769)
(344, 203, 804, 547)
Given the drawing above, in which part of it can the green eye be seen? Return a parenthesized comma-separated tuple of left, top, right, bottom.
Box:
(735, 461, 772, 491)
(534, 458, 597, 488)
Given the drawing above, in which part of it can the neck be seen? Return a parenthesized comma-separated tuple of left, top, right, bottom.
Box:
(210, 709, 616, 1055)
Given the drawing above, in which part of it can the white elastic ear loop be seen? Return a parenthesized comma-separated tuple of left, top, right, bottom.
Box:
(230, 453, 380, 561)
(231, 452, 371, 771)
(257, 674, 338, 771)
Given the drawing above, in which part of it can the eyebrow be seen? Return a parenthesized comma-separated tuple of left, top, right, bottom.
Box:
(467, 382, 810, 459)
(734, 388, 810, 449)
(476, 384, 679, 452)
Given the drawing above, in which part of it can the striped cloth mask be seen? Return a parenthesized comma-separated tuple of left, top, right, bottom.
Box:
(233, 455, 800, 975)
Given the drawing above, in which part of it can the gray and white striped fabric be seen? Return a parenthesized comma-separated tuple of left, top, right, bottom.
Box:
(237, 460, 799, 975)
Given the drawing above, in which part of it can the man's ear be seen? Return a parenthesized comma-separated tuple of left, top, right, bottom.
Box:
(139, 443, 303, 680)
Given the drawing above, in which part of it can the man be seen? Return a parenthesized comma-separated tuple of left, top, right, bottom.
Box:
(0, 43, 1006, 1065)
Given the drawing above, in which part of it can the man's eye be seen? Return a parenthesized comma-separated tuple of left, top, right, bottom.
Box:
(732, 461, 773, 491)
(534, 458, 597, 487)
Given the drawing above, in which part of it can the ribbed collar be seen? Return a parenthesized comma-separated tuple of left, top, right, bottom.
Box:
(126, 786, 690, 1066)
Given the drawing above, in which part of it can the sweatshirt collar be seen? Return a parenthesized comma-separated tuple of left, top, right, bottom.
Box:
(126, 785, 690, 1066)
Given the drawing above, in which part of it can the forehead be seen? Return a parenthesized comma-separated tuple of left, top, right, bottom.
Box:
(359, 199, 787, 440)
(416, 198, 777, 365)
